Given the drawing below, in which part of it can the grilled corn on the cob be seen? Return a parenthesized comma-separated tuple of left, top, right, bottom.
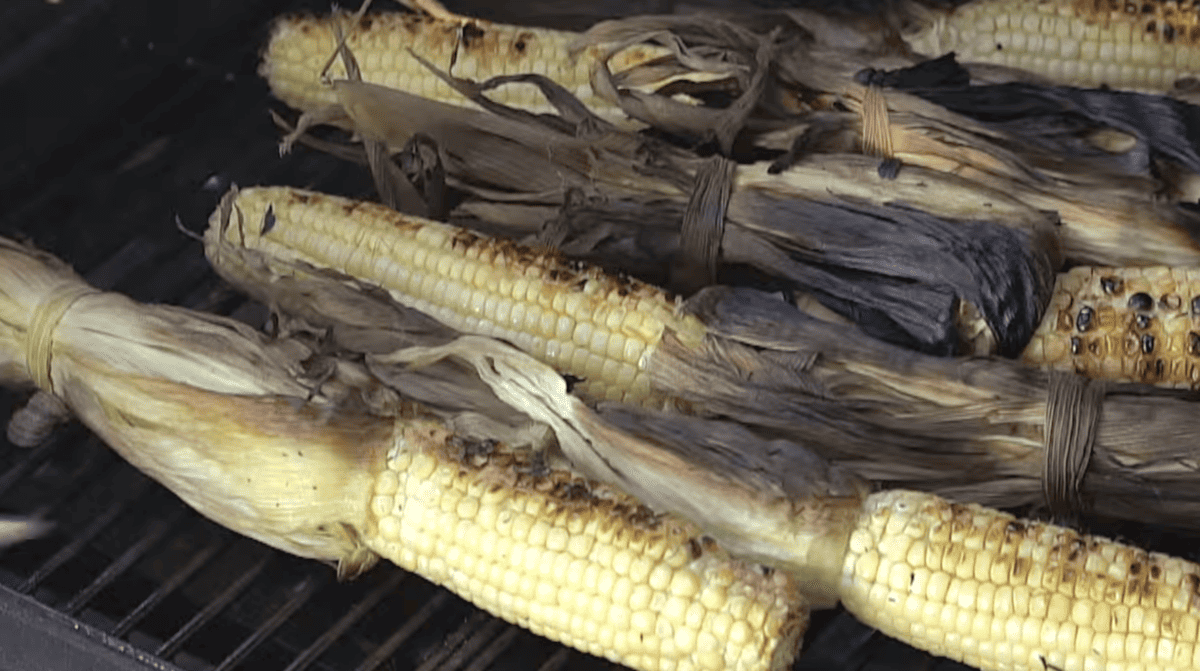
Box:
(262, 12, 670, 127)
(841, 489, 1200, 671)
(1023, 265, 1200, 386)
(375, 417, 804, 671)
(906, 0, 1200, 91)
(204, 186, 708, 405)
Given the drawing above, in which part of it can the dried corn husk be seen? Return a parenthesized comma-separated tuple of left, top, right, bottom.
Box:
(279, 83, 1062, 357)
(0, 236, 384, 570)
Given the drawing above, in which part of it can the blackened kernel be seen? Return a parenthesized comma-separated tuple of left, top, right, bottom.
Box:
(1142, 333, 1156, 354)
(1100, 276, 1124, 295)
(1155, 359, 1165, 377)
(460, 22, 485, 46)
(1136, 314, 1153, 330)
(1070, 336, 1083, 355)
(1076, 306, 1095, 332)
(1191, 295, 1200, 316)
(1128, 292, 1153, 311)
(1191, 332, 1200, 356)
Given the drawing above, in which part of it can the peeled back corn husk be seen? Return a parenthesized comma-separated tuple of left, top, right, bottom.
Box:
(274, 85, 1064, 357)
(0, 235, 809, 671)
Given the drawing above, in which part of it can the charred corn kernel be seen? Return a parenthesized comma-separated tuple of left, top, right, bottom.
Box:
(370, 419, 805, 671)
(261, 12, 670, 127)
(907, 0, 1200, 91)
(204, 187, 707, 404)
(1021, 266, 1200, 387)
(842, 490, 1200, 671)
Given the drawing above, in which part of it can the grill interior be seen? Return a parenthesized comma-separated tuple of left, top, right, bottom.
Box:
(1, 1, 1118, 670)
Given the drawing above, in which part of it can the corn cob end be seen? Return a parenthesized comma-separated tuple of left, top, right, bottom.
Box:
(1022, 266, 1200, 387)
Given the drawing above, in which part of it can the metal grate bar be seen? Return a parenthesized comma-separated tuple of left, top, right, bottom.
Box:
(0, 446, 111, 567)
(213, 570, 328, 671)
(280, 569, 409, 671)
(16, 473, 150, 595)
(83, 236, 169, 291)
(111, 530, 232, 638)
(0, 429, 69, 498)
(154, 546, 272, 659)
(421, 615, 506, 671)
(17, 440, 115, 523)
(353, 590, 452, 671)
(460, 625, 520, 671)
(62, 505, 187, 616)
(535, 647, 571, 671)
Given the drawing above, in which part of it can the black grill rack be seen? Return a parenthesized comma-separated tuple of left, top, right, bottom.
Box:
(3, 1, 991, 669)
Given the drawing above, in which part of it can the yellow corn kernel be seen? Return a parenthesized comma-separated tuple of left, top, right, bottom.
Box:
(907, 0, 1198, 91)
(1021, 266, 1200, 388)
(841, 489, 1200, 671)
(371, 419, 806, 671)
(204, 187, 707, 404)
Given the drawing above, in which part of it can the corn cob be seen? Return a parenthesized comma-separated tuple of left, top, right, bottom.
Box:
(372, 417, 804, 671)
(204, 187, 708, 405)
(1021, 266, 1200, 386)
(906, 0, 1200, 91)
(840, 489, 1200, 671)
(261, 12, 671, 127)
